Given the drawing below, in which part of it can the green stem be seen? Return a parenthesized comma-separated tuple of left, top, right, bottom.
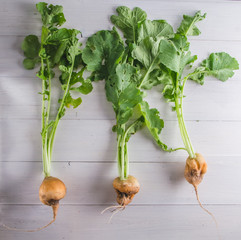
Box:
(45, 59, 51, 127)
(120, 133, 126, 179)
(117, 124, 127, 180)
(175, 77, 196, 158)
(47, 62, 75, 166)
(117, 120, 143, 180)
(39, 56, 50, 177)
(137, 68, 151, 89)
(43, 59, 52, 177)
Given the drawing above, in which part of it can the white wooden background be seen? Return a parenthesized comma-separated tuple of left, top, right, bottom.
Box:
(1, 0, 241, 239)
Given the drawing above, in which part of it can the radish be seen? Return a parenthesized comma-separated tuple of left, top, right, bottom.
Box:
(2, 2, 92, 231)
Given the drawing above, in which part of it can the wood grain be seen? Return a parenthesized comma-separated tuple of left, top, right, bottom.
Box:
(0, 0, 241, 239)
(0, 0, 241, 40)
(0, 120, 241, 162)
(1, 160, 241, 204)
(1, 205, 241, 240)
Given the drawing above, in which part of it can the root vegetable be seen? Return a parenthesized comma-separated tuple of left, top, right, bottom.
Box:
(184, 153, 207, 187)
(39, 177, 67, 219)
(130, 8, 237, 232)
(83, 7, 181, 220)
(113, 175, 140, 206)
(2, 1, 92, 232)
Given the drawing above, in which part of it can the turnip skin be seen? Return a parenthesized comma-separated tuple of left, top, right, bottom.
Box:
(2, 177, 66, 232)
(113, 175, 140, 206)
(39, 176, 66, 219)
(184, 153, 207, 187)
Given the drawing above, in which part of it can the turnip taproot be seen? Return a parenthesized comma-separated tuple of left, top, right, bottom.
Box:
(2, 1, 92, 231)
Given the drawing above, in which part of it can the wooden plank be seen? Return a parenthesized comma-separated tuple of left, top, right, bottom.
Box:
(0, 119, 241, 162)
(1, 36, 241, 121)
(1, 204, 241, 240)
(1, 78, 241, 121)
(1, 36, 240, 78)
(0, 0, 241, 40)
(1, 160, 241, 204)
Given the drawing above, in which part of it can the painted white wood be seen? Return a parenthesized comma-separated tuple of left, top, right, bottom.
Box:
(1, 205, 241, 240)
(1, 0, 241, 239)
(1, 36, 241, 78)
(1, 77, 241, 121)
(1, 160, 241, 204)
(0, 119, 241, 162)
(1, 36, 240, 122)
(0, 0, 241, 40)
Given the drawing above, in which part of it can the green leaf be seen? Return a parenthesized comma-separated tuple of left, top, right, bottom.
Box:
(21, 35, 41, 59)
(72, 78, 93, 95)
(47, 28, 71, 42)
(201, 52, 239, 81)
(176, 50, 197, 77)
(67, 43, 81, 63)
(59, 64, 69, 73)
(65, 92, 82, 108)
(60, 68, 93, 94)
(125, 117, 145, 142)
(36, 2, 66, 27)
(117, 84, 143, 124)
(41, 26, 49, 44)
(189, 52, 239, 83)
(139, 69, 163, 90)
(138, 20, 174, 42)
(52, 41, 68, 65)
(163, 34, 197, 77)
(23, 58, 39, 69)
(105, 63, 137, 106)
(139, 101, 168, 150)
(171, 34, 190, 52)
(36, 2, 48, 18)
(82, 30, 124, 81)
(177, 11, 206, 36)
(188, 67, 206, 85)
(111, 6, 147, 43)
(105, 64, 143, 124)
(132, 37, 161, 70)
(132, 37, 181, 88)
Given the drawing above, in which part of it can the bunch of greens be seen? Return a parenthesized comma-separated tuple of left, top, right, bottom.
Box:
(131, 11, 239, 160)
(107, 6, 239, 220)
(22, 2, 92, 177)
(108, 6, 239, 169)
(82, 7, 181, 183)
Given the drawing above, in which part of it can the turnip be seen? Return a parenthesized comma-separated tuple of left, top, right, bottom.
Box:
(113, 176, 140, 206)
(2, 2, 92, 231)
(82, 7, 182, 218)
(131, 10, 239, 220)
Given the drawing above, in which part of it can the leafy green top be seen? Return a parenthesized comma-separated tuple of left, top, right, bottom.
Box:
(84, 6, 239, 163)
(21, 2, 92, 176)
(83, 6, 182, 155)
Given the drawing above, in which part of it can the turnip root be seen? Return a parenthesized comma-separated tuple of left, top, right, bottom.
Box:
(2, 176, 66, 232)
(184, 153, 207, 187)
(2, 1, 92, 232)
(184, 153, 219, 233)
(39, 177, 67, 220)
(113, 175, 140, 206)
(101, 176, 140, 222)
